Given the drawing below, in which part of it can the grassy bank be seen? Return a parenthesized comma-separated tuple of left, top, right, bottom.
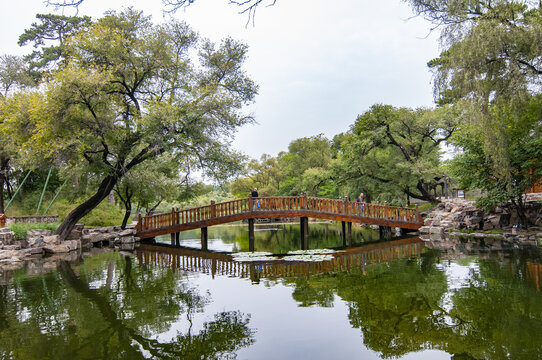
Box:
(9, 223, 59, 240)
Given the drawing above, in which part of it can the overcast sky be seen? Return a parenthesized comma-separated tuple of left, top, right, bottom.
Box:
(0, 0, 440, 159)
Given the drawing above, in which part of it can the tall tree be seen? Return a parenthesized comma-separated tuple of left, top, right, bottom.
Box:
(277, 134, 334, 196)
(405, 0, 542, 219)
(18, 13, 92, 78)
(335, 104, 458, 203)
(23, 9, 257, 239)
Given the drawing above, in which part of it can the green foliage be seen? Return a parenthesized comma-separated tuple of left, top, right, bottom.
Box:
(11, 9, 257, 238)
(406, 0, 542, 210)
(448, 97, 542, 213)
(333, 104, 457, 203)
(17, 13, 92, 76)
(277, 134, 334, 196)
(8, 222, 58, 240)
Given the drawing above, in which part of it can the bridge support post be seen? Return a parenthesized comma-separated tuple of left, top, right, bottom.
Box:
(341, 221, 346, 247)
(347, 222, 352, 246)
(201, 227, 208, 251)
(248, 219, 255, 252)
(170, 233, 175, 246)
(176, 209, 180, 246)
(379, 226, 392, 240)
(300, 217, 309, 250)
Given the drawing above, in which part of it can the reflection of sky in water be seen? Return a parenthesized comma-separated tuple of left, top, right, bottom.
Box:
(437, 261, 480, 325)
(158, 237, 236, 252)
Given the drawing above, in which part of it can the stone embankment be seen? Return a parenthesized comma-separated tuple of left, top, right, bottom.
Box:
(419, 199, 542, 247)
(0, 225, 140, 269)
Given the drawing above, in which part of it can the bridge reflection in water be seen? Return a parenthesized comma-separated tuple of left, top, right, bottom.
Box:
(135, 238, 424, 282)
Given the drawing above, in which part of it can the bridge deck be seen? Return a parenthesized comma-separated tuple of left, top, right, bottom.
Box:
(135, 196, 423, 239)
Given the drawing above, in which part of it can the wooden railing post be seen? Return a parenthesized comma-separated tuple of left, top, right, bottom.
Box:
(303, 193, 308, 210)
(137, 213, 142, 231)
(211, 200, 216, 218)
(249, 195, 254, 211)
(171, 208, 175, 226)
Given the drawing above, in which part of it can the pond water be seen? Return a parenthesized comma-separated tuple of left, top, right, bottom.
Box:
(1, 223, 542, 359)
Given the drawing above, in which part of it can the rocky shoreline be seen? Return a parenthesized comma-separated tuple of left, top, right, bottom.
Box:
(0, 225, 140, 271)
(419, 199, 542, 248)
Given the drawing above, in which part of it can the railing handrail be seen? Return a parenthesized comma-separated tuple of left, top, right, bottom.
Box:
(136, 196, 422, 233)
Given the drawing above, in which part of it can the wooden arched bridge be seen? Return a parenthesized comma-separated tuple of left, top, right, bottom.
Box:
(135, 196, 423, 250)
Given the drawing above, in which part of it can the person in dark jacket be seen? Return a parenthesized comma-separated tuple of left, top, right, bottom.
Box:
(251, 188, 259, 209)
(356, 192, 364, 216)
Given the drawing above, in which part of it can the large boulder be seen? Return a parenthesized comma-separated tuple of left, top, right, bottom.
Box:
(0, 228, 15, 245)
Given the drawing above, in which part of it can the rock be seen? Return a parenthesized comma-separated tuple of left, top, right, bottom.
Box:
(65, 240, 81, 251)
(429, 227, 445, 235)
(0, 228, 15, 245)
(26, 229, 52, 238)
(2, 244, 21, 251)
(418, 226, 431, 234)
(120, 236, 135, 244)
(28, 237, 44, 248)
(43, 244, 71, 253)
(119, 229, 135, 237)
(23, 247, 44, 255)
(0, 250, 20, 259)
(465, 216, 483, 229)
(43, 235, 61, 245)
(90, 233, 116, 243)
(66, 230, 82, 240)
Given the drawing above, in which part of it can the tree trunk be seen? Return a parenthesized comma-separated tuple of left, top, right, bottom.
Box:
(0, 156, 9, 214)
(0, 175, 4, 214)
(511, 197, 531, 229)
(54, 175, 118, 240)
(121, 200, 132, 229)
(415, 180, 438, 202)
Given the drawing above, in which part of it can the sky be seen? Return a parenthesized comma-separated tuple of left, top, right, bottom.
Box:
(0, 0, 441, 159)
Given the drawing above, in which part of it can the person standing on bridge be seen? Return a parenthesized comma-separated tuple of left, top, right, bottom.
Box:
(251, 188, 260, 209)
(357, 192, 364, 216)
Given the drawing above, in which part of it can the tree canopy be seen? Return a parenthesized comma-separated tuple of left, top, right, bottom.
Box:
(12, 9, 257, 238)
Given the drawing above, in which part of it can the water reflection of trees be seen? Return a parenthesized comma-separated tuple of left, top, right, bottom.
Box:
(285, 249, 542, 359)
(0, 252, 254, 359)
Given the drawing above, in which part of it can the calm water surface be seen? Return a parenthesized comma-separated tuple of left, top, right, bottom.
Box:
(1, 223, 542, 359)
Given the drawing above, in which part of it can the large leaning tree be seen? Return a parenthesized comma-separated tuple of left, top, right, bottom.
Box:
(334, 104, 459, 204)
(25, 9, 257, 240)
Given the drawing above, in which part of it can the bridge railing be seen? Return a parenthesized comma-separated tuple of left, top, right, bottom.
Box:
(306, 196, 420, 223)
(136, 196, 422, 233)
